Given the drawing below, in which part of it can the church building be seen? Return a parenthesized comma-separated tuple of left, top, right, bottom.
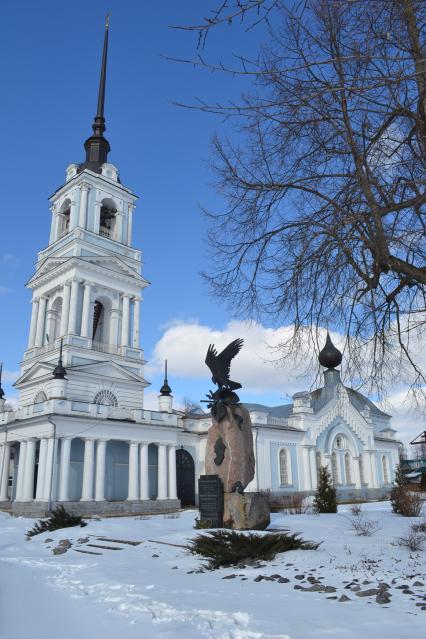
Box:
(0, 22, 400, 517)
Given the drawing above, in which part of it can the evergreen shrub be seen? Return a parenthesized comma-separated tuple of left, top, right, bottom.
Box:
(188, 530, 320, 570)
(314, 466, 337, 513)
(26, 505, 87, 538)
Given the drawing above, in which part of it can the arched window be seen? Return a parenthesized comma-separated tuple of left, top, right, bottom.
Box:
(50, 297, 63, 341)
(382, 456, 389, 484)
(99, 199, 117, 239)
(331, 452, 339, 485)
(93, 390, 118, 407)
(279, 448, 290, 485)
(34, 390, 47, 404)
(344, 452, 352, 484)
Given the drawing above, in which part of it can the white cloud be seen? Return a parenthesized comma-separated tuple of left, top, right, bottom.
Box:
(148, 319, 321, 397)
(0, 286, 11, 294)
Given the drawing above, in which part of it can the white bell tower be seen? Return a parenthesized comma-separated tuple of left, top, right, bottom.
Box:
(15, 17, 149, 410)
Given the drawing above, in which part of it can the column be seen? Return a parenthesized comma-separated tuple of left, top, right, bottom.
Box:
(35, 296, 48, 347)
(157, 444, 168, 500)
(370, 452, 378, 488)
(69, 198, 79, 230)
(127, 204, 134, 245)
(42, 437, 55, 501)
(0, 443, 11, 501)
(132, 297, 140, 348)
(16, 441, 27, 501)
(127, 441, 139, 500)
(121, 294, 130, 347)
(35, 438, 48, 500)
(28, 298, 39, 348)
(139, 443, 149, 500)
(115, 211, 124, 243)
(58, 437, 72, 501)
(46, 308, 56, 344)
(81, 438, 95, 501)
(80, 282, 92, 338)
(109, 301, 120, 346)
(60, 282, 71, 337)
(353, 456, 362, 488)
(362, 451, 371, 486)
(302, 447, 312, 490)
(309, 448, 317, 490)
(67, 279, 79, 335)
(22, 439, 37, 501)
(49, 206, 57, 244)
(95, 440, 107, 501)
(167, 445, 177, 500)
(78, 183, 90, 228)
(93, 200, 102, 234)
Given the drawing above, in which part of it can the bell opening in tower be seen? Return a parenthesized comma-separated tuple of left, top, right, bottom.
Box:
(99, 200, 117, 239)
(92, 300, 105, 343)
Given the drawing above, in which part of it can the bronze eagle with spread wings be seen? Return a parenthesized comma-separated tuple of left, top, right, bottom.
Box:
(205, 338, 244, 391)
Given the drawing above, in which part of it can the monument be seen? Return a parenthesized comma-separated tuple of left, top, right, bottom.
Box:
(200, 339, 270, 530)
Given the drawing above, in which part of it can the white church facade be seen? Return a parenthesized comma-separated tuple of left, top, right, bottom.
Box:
(0, 22, 400, 517)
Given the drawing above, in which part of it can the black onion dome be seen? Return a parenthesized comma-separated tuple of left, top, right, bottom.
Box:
(160, 380, 172, 396)
(318, 332, 342, 369)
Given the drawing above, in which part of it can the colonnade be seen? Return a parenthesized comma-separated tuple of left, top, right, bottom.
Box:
(1, 438, 178, 504)
(27, 285, 141, 350)
(49, 183, 134, 246)
(321, 449, 377, 488)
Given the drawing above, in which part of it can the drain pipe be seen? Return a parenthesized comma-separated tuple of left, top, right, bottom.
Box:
(47, 416, 57, 512)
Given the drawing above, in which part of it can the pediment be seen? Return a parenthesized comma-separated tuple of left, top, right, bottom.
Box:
(69, 360, 149, 385)
(14, 361, 55, 386)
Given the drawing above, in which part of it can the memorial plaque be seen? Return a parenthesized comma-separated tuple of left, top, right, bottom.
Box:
(198, 474, 224, 527)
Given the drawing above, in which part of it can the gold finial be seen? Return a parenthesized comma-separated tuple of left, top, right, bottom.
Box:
(106, 13, 110, 29)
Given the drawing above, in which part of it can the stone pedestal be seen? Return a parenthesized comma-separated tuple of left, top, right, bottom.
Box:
(223, 492, 270, 530)
(205, 404, 255, 493)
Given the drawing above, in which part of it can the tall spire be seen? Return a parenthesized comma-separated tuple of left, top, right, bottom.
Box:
(79, 15, 111, 174)
(0, 362, 5, 400)
(160, 360, 172, 396)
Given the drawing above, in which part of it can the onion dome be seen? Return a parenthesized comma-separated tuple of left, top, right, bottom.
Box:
(318, 332, 342, 369)
(52, 339, 67, 379)
(0, 362, 5, 399)
(160, 360, 172, 396)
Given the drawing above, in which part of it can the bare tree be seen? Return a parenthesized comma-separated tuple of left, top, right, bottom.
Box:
(175, 0, 426, 400)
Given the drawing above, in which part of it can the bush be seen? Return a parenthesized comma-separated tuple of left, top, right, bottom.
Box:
(314, 466, 337, 513)
(391, 487, 423, 517)
(350, 516, 381, 536)
(420, 472, 426, 492)
(280, 493, 310, 514)
(411, 519, 426, 534)
(188, 530, 319, 570)
(26, 505, 87, 539)
(397, 528, 425, 552)
(350, 503, 362, 516)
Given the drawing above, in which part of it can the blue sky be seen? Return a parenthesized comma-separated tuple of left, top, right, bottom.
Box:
(0, 1, 420, 442)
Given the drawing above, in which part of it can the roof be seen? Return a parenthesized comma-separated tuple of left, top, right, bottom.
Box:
(243, 403, 293, 418)
(310, 386, 390, 418)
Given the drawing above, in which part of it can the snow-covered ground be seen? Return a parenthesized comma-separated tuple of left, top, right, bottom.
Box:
(0, 501, 425, 639)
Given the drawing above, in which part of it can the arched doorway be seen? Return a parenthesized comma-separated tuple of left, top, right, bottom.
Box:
(176, 448, 195, 506)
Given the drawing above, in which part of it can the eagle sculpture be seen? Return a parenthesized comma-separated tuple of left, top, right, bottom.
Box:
(205, 338, 244, 391)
